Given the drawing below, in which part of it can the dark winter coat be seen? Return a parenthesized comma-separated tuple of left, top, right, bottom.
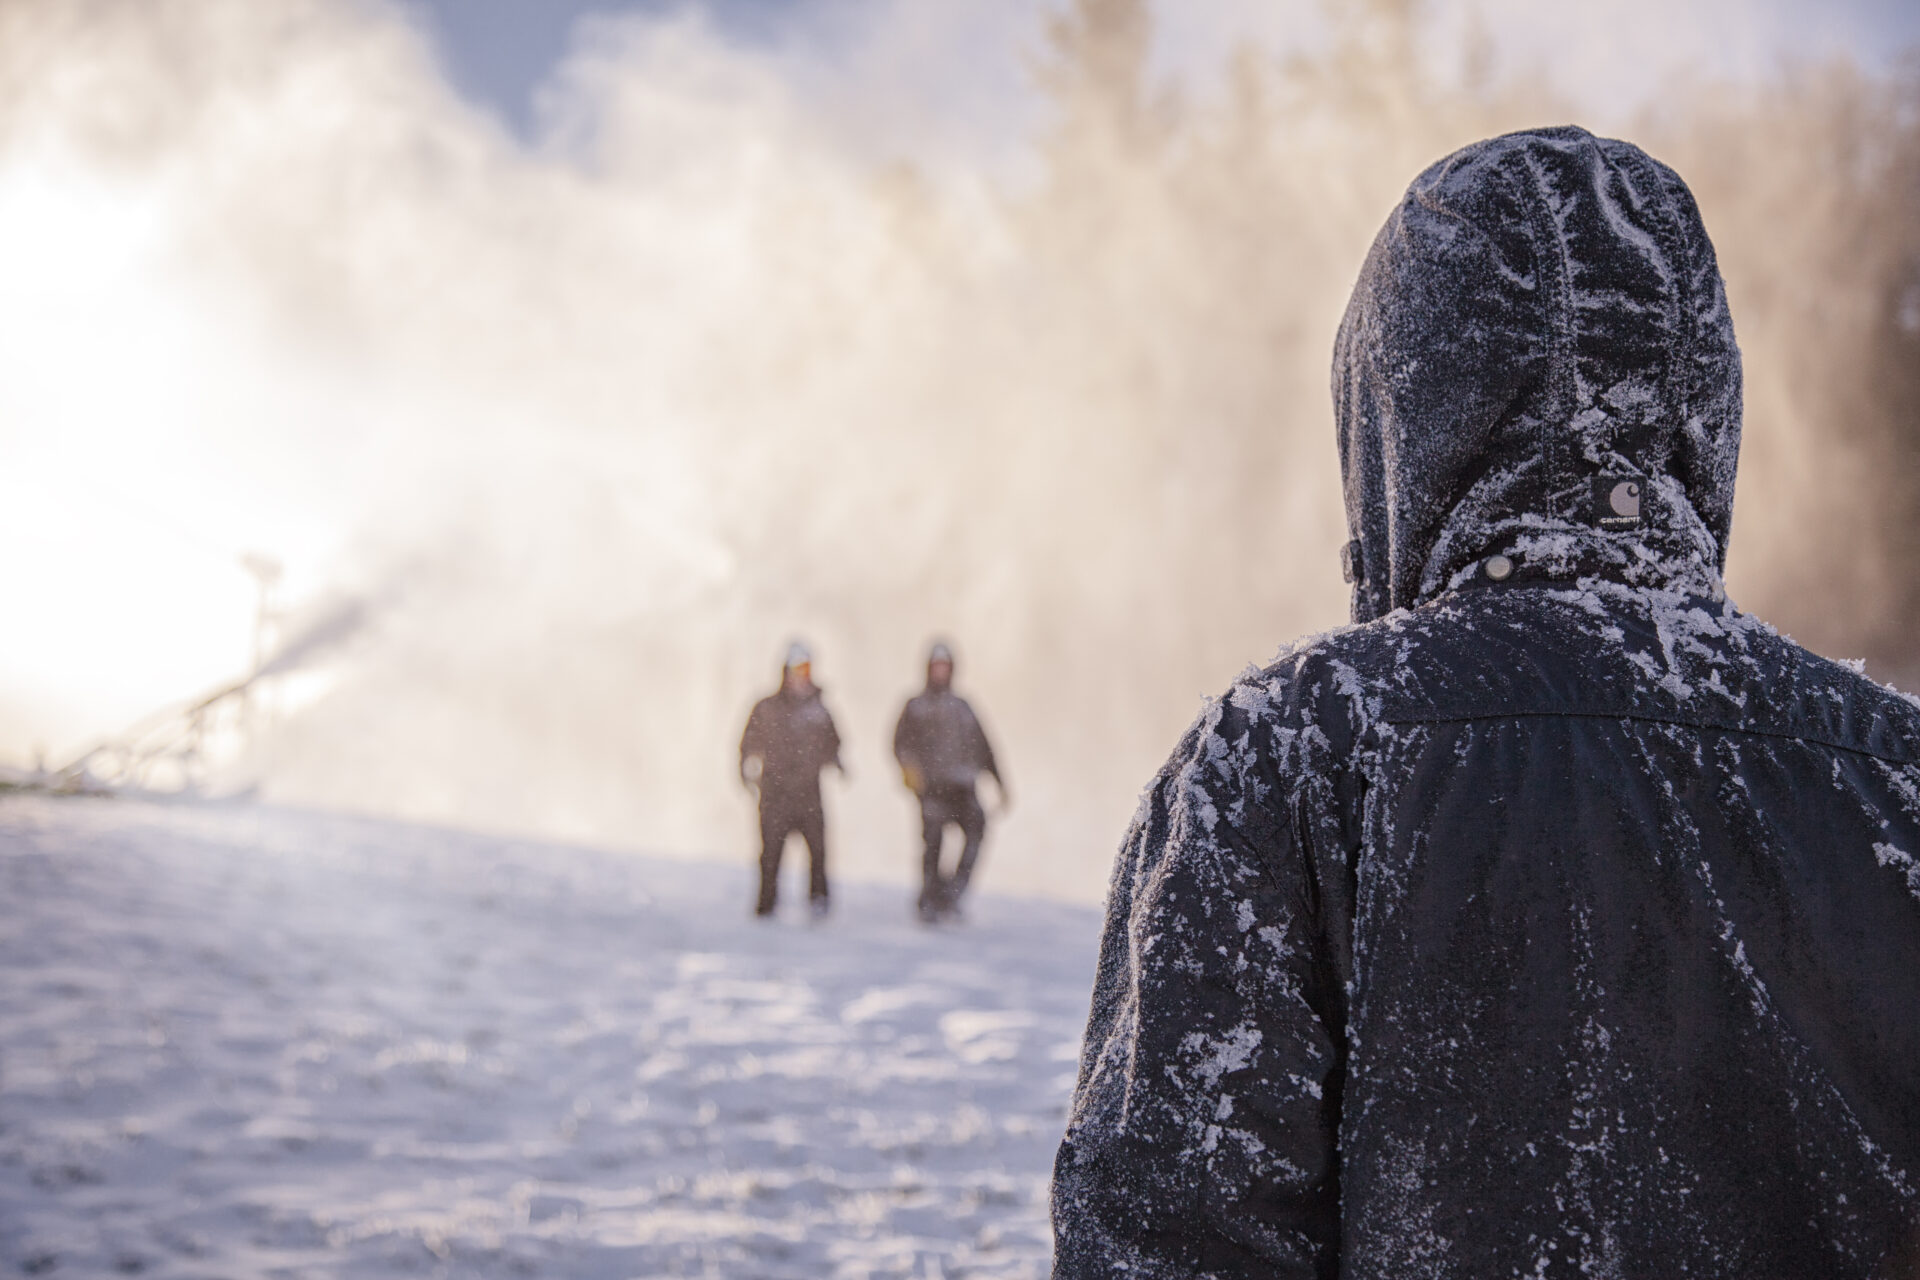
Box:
(1051, 127, 1920, 1278)
(893, 689, 1000, 794)
(739, 686, 841, 806)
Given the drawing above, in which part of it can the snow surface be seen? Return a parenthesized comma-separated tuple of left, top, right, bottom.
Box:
(0, 795, 1100, 1277)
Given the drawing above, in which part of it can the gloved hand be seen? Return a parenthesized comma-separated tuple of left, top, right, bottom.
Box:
(901, 764, 924, 794)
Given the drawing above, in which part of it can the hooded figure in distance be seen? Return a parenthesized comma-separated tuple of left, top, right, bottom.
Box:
(893, 641, 1006, 922)
(739, 640, 844, 918)
(1051, 127, 1920, 1277)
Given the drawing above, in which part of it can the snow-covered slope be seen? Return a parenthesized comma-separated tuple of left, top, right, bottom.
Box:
(0, 796, 1100, 1277)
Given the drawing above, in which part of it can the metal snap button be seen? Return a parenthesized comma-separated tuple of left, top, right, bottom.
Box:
(1484, 554, 1514, 581)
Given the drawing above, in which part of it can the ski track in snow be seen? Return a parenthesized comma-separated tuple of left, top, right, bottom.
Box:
(0, 796, 1100, 1278)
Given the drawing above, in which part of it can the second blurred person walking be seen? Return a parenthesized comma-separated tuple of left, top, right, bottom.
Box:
(893, 641, 1006, 923)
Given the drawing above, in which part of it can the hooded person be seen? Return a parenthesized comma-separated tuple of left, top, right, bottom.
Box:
(893, 641, 1007, 922)
(739, 640, 844, 918)
(1051, 127, 1920, 1277)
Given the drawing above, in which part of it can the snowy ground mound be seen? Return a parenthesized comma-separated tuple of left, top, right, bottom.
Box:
(0, 796, 1101, 1277)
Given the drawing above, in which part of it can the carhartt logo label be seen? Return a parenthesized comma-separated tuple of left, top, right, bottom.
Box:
(1595, 476, 1644, 529)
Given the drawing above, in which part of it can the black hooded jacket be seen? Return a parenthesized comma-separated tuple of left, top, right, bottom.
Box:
(1051, 128, 1920, 1278)
(740, 685, 841, 806)
(894, 687, 1001, 795)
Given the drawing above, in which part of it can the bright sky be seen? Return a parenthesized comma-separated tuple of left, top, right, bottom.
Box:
(2, 0, 1915, 774)
(404, 0, 1920, 143)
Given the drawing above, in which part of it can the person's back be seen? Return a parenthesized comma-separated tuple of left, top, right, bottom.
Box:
(1051, 127, 1920, 1277)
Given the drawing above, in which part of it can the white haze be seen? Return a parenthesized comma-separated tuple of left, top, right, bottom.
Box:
(0, 0, 1911, 900)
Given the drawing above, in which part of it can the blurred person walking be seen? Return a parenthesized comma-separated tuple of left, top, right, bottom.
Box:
(893, 641, 1007, 924)
(739, 640, 844, 920)
(1052, 127, 1920, 1277)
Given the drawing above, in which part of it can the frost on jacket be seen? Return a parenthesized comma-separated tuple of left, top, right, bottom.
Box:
(1051, 127, 1920, 1279)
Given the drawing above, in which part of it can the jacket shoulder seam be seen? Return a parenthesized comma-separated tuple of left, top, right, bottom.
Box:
(1378, 706, 1916, 766)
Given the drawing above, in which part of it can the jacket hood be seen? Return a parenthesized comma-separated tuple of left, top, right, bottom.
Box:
(1333, 126, 1742, 624)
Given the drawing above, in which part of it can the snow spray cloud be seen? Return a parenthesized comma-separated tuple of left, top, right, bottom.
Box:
(255, 579, 401, 682)
(1, 0, 1916, 899)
